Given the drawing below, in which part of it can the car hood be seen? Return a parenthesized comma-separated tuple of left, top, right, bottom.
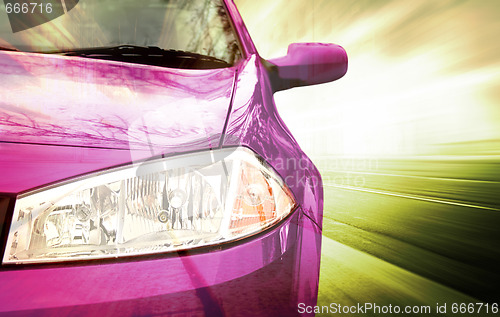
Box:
(0, 51, 235, 150)
(0, 51, 236, 193)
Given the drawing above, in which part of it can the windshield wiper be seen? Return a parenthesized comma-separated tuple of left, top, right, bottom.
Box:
(0, 46, 19, 51)
(36, 45, 232, 69)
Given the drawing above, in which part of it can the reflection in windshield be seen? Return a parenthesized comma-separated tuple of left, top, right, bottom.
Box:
(0, 0, 241, 64)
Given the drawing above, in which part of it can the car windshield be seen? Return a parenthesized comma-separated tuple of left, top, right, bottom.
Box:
(0, 0, 241, 67)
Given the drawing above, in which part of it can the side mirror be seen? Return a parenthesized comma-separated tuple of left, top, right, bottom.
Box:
(265, 43, 348, 92)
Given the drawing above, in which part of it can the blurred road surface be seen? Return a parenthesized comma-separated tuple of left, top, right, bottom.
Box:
(316, 158, 500, 316)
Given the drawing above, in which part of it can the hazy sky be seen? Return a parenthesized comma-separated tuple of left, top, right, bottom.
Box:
(235, 0, 500, 156)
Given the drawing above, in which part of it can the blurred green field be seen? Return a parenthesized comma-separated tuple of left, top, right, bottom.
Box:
(316, 156, 500, 209)
(316, 158, 500, 316)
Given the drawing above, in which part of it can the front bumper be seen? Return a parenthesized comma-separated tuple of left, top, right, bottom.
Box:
(0, 207, 321, 316)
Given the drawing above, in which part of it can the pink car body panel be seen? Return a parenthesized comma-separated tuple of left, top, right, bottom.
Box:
(0, 1, 328, 316)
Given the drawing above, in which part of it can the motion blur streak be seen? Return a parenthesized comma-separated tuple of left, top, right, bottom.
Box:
(236, 0, 500, 156)
(236, 0, 500, 312)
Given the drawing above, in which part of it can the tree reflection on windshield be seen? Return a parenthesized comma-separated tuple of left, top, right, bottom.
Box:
(0, 0, 240, 64)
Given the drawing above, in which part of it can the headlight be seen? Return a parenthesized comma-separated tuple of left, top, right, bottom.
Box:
(3, 147, 296, 264)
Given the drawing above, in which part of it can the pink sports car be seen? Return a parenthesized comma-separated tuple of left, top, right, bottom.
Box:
(0, 0, 347, 315)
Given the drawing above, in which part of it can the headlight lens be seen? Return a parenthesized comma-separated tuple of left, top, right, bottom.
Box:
(3, 147, 296, 264)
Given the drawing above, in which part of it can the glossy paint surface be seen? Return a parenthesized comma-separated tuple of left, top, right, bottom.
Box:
(0, 51, 234, 150)
(0, 211, 301, 313)
(0, 1, 324, 316)
(0, 51, 235, 193)
(224, 55, 324, 229)
(269, 43, 348, 90)
(222, 55, 324, 312)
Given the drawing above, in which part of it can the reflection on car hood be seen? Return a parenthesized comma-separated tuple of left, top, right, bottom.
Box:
(0, 51, 236, 151)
